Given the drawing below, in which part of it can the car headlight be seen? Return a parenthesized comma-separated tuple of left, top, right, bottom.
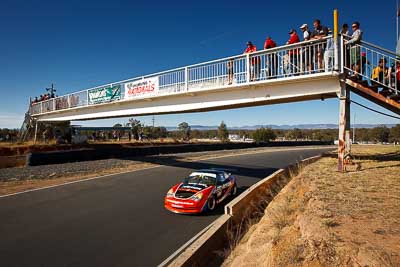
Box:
(191, 192, 203, 202)
(166, 189, 174, 197)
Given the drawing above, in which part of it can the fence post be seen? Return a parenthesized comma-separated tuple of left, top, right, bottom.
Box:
(246, 54, 250, 83)
(185, 67, 189, 91)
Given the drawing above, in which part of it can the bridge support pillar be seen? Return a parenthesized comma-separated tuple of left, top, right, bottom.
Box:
(338, 82, 351, 172)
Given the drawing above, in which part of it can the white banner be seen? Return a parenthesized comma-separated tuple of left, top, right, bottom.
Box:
(124, 78, 159, 99)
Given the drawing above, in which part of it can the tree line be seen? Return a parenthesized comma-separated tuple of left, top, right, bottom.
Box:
(1, 122, 399, 144)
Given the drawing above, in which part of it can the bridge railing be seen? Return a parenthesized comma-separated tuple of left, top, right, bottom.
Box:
(30, 36, 332, 116)
(343, 37, 400, 95)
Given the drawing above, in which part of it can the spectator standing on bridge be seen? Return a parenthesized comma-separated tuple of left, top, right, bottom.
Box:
(345, 22, 363, 80)
(371, 58, 389, 89)
(324, 33, 335, 72)
(264, 36, 277, 78)
(286, 29, 300, 75)
(227, 59, 234, 85)
(311, 19, 329, 71)
(244, 41, 260, 81)
(340, 24, 349, 36)
(300, 24, 312, 73)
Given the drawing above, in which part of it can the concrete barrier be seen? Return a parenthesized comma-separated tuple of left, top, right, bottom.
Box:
(166, 155, 323, 267)
(168, 214, 231, 267)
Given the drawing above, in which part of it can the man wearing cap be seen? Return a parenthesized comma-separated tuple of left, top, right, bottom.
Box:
(264, 36, 277, 78)
(286, 29, 300, 75)
(300, 24, 312, 73)
(244, 41, 260, 81)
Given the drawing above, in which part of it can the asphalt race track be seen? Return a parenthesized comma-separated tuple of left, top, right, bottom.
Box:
(0, 147, 333, 267)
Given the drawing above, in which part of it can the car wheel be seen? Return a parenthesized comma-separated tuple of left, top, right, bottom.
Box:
(231, 183, 238, 196)
(207, 197, 216, 211)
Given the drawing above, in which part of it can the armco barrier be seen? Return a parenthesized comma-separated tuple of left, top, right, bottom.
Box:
(26, 141, 332, 166)
(166, 155, 323, 267)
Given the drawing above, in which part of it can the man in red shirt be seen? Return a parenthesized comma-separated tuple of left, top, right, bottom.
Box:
(264, 36, 278, 78)
(244, 41, 260, 81)
(286, 29, 300, 75)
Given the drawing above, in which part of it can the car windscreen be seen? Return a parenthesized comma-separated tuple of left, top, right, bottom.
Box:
(184, 174, 216, 187)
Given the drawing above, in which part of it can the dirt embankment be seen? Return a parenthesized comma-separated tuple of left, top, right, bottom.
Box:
(0, 140, 189, 168)
(223, 145, 400, 266)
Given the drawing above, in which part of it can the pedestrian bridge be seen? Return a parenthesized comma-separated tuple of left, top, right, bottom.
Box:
(29, 35, 399, 122)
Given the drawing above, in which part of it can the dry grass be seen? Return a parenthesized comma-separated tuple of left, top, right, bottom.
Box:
(223, 145, 400, 267)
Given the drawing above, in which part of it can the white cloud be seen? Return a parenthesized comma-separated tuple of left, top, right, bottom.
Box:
(0, 113, 25, 129)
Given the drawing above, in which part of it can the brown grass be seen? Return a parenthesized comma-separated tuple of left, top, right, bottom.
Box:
(223, 145, 400, 267)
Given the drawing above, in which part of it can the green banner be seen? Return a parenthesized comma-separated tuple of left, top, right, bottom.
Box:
(88, 85, 121, 104)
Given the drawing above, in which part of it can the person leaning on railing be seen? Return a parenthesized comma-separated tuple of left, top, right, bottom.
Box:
(371, 58, 389, 92)
(243, 41, 260, 81)
(345, 21, 363, 80)
(299, 24, 312, 73)
(310, 19, 329, 71)
(286, 29, 300, 75)
(264, 36, 278, 78)
(324, 35, 335, 72)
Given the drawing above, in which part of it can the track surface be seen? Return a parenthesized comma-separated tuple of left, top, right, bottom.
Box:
(0, 147, 333, 267)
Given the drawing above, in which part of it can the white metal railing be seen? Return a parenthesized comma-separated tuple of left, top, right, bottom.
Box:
(344, 37, 400, 96)
(30, 36, 337, 116)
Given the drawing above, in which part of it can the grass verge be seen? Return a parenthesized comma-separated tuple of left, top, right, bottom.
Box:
(223, 145, 400, 266)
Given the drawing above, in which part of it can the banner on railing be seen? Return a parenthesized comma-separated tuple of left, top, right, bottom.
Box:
(88, 85, 121, 104)
(124, 78, 159, 99)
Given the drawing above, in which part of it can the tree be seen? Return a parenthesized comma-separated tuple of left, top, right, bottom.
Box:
(178, 122, 191, 141)
(128, 118, 142, 140)
(390, 124, 400, 143)
(113, 123, 122, 128)
(252, 127, 276, 143)
(370, 126, 390, 143)
(218, 121, 229, 142)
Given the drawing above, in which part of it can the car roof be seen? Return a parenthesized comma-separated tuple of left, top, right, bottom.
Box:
(190, 169, 227, 176)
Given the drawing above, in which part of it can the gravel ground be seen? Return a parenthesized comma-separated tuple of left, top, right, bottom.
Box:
(0, 158, 145, 182)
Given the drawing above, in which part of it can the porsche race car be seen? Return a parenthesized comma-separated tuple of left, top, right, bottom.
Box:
(164, 169, 237, 214)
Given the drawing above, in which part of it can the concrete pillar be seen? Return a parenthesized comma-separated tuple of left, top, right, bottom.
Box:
(338, 82, 351, 172)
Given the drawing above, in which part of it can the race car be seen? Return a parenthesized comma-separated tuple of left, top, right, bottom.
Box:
(164, 169, 237, 214)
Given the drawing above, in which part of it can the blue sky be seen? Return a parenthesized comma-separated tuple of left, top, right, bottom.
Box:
(1, 0, 399, 128)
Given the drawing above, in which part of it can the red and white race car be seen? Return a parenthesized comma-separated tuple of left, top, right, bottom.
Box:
(164, 169, 237, 214)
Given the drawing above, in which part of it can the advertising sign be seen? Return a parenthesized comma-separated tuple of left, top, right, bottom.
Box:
(88, 85, 121, 104)
(124, 78, 159, 99)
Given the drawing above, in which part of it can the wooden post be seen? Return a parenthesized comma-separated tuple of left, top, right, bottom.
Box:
(338, 82, 350, 172)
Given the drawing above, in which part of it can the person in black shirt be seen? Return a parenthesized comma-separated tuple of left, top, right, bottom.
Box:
(311, 19, 329, 71)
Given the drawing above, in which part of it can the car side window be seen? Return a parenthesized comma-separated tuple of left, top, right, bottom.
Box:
(217, 174, 225, 185)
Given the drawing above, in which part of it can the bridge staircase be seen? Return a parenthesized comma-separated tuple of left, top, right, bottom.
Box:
(343, 39, 400, 115)
(19, 111, 35, 142)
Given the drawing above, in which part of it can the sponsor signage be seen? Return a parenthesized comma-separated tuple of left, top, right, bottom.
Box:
(88, 85, 121, 104)
(124, 77, 159, 99)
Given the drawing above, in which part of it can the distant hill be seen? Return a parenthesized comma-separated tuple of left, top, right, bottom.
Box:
(165, 124, 397, 131)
